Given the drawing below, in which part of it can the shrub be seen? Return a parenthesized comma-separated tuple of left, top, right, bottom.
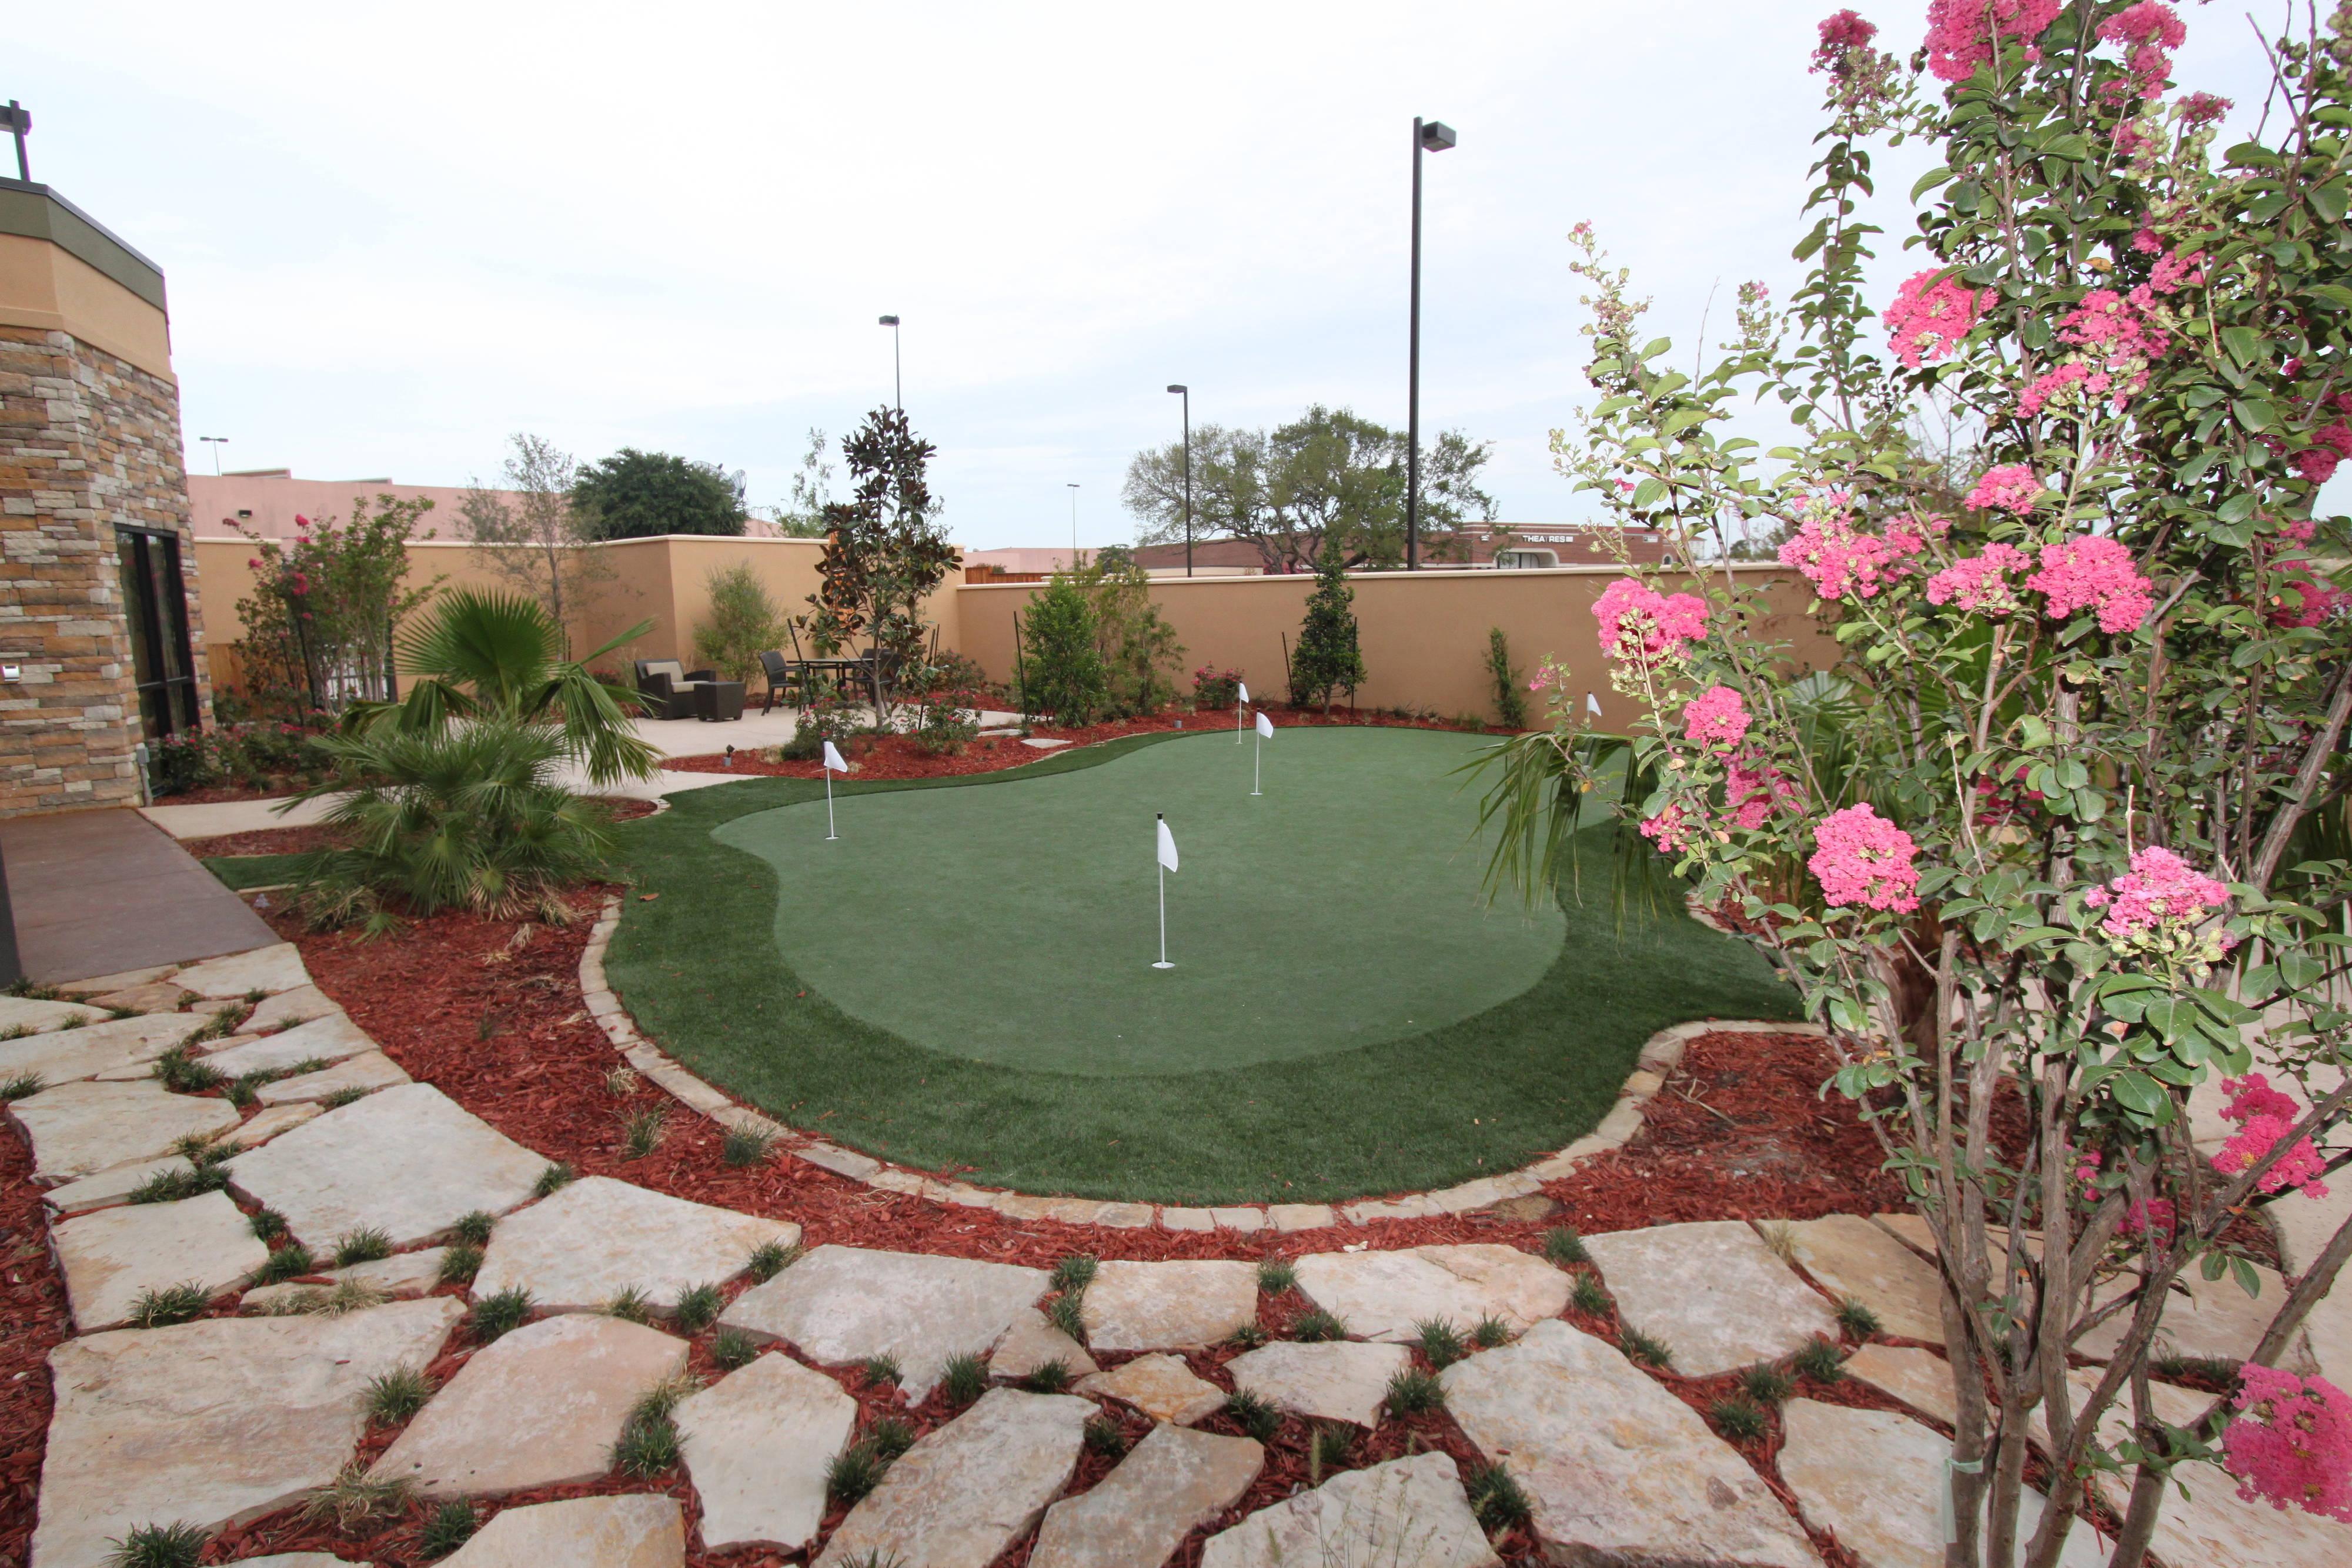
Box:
(333, 1228, 392, 1268)
(1486, 628, 1529, 728)
(1018, 577, 1106, 725)
(826, 1439, 890, 1503)
(1044, 1291, 1087, 1343)
(1051, 1253, 1098, 1293)
(146, 731, 218, 798)
(860, 1353, 902, 1387)
(1074, 555, 1184, 717)
(1192, 666, 1245, 710)
(0, 1069, 42, 1101)
(1570, 1273, 1612, 1316)
(693, 562, 785, 685)
(533, 1161, 576, 1198)
(1836, 1298, 1882, 1339)
(1023, 1357, 1075, 1394)
(1468, 1314, 1511, 1349)
(617, 1104, 669, 1159)
(1288, 550, 1363, 714)
(129, 1283, 210, 1329)
(1083, 1413, 1128, 1457)
(914, 695, 981, 755)
(777, 690, 861, 761)
(450, 1210, 496, 1246)
(251, 1243, 316, 1285)
(1793, 1339, 1845, 1384)
(437, 1244, 483, 1285)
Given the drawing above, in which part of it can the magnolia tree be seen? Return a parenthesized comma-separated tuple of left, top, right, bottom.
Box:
(1489, 4, 2352, 1563)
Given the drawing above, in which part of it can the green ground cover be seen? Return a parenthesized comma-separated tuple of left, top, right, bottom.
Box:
(607, 729, 1800, 1205)
(202, 852, 307, 891)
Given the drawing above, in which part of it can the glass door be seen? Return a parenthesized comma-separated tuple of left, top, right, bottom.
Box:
(116, 527, 200, 739)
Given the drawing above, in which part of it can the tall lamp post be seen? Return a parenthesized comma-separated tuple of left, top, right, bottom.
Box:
(1165, 385, 1193, 577)
(199, 436, 228, 476)
(1067, 482, 1081, 570)
(1406, 116, 1456, 571)
(878, 315, 901, 412)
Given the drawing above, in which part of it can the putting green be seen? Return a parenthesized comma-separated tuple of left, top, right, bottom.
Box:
(714, 728, 1563, 1076)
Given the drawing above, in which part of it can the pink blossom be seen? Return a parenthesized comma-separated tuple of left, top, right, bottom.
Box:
(1882, 513, 1949, 557)
(1639, 803, 1698, 854)
(246, 557, 263, 569)
(2279, 519, 2318, 546)
(2097, 845, 2228, 936)
(2027, 536, 2154, 633)
(2147, 249, 2205, 295)
(2271, 563, 2347, 627)
(289, 571, 312, 596)
(1812, 9, 1878, 71)
(2215, 1075, 2333, 1198)
(2059, 289, 2169, 358)
(2119, 1196, 2177, 1239)
(1883, 269, 1985, 367)
(1923, 0, 2062, 83)
(1725, 755, 1799, 830)
(294, 514, 312, 527)
(1808, 803, 1921, 913)
(2099, 2, 2186, 95)
(1778, 496, 1896, 601)
(1926, 543, 2033, 616)
(2019, 360, 2126, 418)
(2132, 228, 2164, 255)
(2224, 1365, 2352, 1522)
(1593, 579, 1709, 664)
(2180, 91, 2233, 128)
(1682, 686, 1752, 749)
(1965, 464, 2046, 515)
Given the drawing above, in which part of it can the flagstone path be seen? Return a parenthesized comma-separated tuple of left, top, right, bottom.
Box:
(5, 940, 2349, 1568)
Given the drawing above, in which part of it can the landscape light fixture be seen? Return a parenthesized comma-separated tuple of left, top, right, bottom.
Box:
(878, 315, 902, 412)
(1406, 116, 1456, 571)
(1, 101, 28, 182)
(199, 436, 229, 475)
(1067, 482, 1081, 571)
(1167, 385, 1192, 577)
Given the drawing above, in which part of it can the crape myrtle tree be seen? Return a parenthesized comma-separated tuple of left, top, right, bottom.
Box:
(1481, 5, 2352, 1562)
(805, 407, 958, 723)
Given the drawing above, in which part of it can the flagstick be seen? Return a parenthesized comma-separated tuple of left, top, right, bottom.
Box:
(1236, 697, 1245, 743)
(1153, 861, 1173, 968)
(824, 770, 837, 841)
(1252, 730, 1262, 796)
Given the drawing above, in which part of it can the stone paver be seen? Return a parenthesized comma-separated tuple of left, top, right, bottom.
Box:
(368, 1312, 688, 1496)
(718, 1245, 1045, 1402)
(1583, 1219, 1841, 1375)
(1031, 1423, 1263, 1568)
(1227, 1339, 1411, 1427)
(1292, 1243, 1568, 1343)
(1074, 1352, 1227, 1425)
(2076, 1258, 2318, 1371)
(243, 984, 342, 1032)
(249, 1248, 456, 1312)
(1844, 1343, 1961, 1425)
(990, 1307, 1098, 1379)
(215, 1101, 323, 1149)
(472, 1175, 800, 1314)
(1080, 1259, 1258, 1351)
(85, 980, 193, 1014)
(31, 1299, 463, 1568)
(1198, 1452, 1501, 1568)
(676, 1352, 858, 1551)
(254, 1049, 412, 1105)
(225, 1556, 372, 1567)
(814, 1388, 1093, 1568)
(202, 1012, 377, 1077)
(9, 1079, 240, 1182)
(53, 1190, 271, 1332)
(0, 1009, 215, 1088)
(1441, 1319, 1818, 1567)
(227, 1082, 546, 1248)
(440, 1494, 686, 1567)
(1783, 1214, 1947, 1344)
(58, 964, 176, 995)
(0, 995, 109, 1033)
(41, 1155, 191, 1217)
(173, 941, 310, 998)
(1782, 1400, 2104, 1568)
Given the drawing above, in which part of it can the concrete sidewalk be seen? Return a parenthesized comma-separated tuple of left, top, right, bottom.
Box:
(0, 808, 278, 983)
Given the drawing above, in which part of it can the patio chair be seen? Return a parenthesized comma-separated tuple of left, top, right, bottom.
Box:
(758, 649, 796, 713)
(633, 658, 714, 721)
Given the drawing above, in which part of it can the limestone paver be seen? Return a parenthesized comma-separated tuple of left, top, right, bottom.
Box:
(0, 995, 107, 1034)
(1844, 1343, 1960, 1425)
(173, 941, 310, 998)
(472, 1176, 800, 1314)
(215, 1102, 323, 1150)
(31, 1299, 463, 1568)
(1073, 1352, 1227, 1425)
(439, 1494, 686, 1567)
(1292, 1243, 1568, 1343)
(813, 1388, 1093, 1568)
(9, 1079, 240, 1182)
(53, 1189, 272, 1332)
(676, 1353, 857, 1550)
(718, 1245, 1046, 1403)
(227, 1082, 546, 1248)
(1079, 1259, 1258, 1351)
(1783, 1214, 1947, 1344)
(368, 1313, 688, 1496)
(2076, 1258, 2318, 1371)
(255, 1049, 412, 1105)
(225, 1556, 373, 1567)
(0, 1009, 216, 1088)
(202, 1012, 377, 1077)
(989, 1308, 1098, 1379)
(1781, 1400, 2105, 1568)
(1227, 1340, 1411, 1427)
(1031, 1423, 1263, 1568)
(1198, 1452, 1501, 1568)
(86, 980, 193, 1014)
(58, 964, 176, 994)
(1440, 1319, 1819, 1567)
(243, 984, 343, 1032)
(250, 1249, 454, 1310)
(41, 1155, 191, 1217)
(1583, 1219, 1841, 1375)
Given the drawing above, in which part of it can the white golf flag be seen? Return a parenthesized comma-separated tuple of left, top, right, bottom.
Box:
(821, 740, 848, 773)
(1237, 681, 1250, 704)
(1255, 711, 1274, 739)
(1585, 691, 1603, 718)
(1156, 816, 1180, 872)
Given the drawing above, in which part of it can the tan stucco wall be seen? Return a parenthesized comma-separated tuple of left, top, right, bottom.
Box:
(0, 234, 173, 382)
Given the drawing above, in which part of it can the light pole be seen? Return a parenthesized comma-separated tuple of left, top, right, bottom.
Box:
(1067, 482, 1081, 571)
(1, 101, 29, 182)
(1407, 116, 1456, 571)
(878, 315, 901, 412)
(1167, 385, 1192, 577)
(199, 436, 228, 476)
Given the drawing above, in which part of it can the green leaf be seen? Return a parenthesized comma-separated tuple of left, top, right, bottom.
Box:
(1910, 166, 1956, 202)
(1638, 337, 1673, 364)
(1630, 477, 1668, 509)
(2110, 1069, 2165, 1116)
(2307, 283, 2352, 309)
(2231, 1257, 2262, 1299)
(2220, 327, 2261, 367)
(1592, 396, 1637, 417)
(2311, 183, 2350, 224)
(2232, 399, 2276, 432)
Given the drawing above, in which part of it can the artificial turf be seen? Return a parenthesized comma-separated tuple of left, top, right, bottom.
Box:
(202, 852, 307, 891)
(607, 729, 1801, 1206)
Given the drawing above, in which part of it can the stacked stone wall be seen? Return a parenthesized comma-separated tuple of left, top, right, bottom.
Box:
(0, 325, 206, 815)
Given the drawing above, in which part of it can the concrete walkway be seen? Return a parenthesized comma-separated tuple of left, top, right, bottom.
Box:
(0, 808, 276, 983)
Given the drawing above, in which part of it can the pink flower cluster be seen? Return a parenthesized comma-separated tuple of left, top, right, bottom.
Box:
(2271, 561, 2348, 628)
(1682, 685, 1752, 749)
(2098, 1, 2186, 96)
(1812, 8, 1877, 71)
(1808, 803, 1921, 913)
(1882, 513, 1949, 557)
(2086, 845, 2227, 934)
(2223, 1365, 2352, 1523)
(2213, 1075, 2332, 1199)
(1593, 579, 1709, 664)
(1639, 801, 1698, 854)
(2293, 422, 2352, 485)
(1726, 755, 1800, 830)
(1965, 464, 2045, 516)
(1778, 507, 1896, 601)
(1883, 269, 1986, 367)
(2118, 1195, 2177, 1240)
(2060, 288, 2170, 360)
(2019, 360, 2127, 419)
(2026, 536, 2154, 634)
(2180, 90, 2233, 128)
(1926, 543, 2033, 616)
(1923, 0, 2062, 82)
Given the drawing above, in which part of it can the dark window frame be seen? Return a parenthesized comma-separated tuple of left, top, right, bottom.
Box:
(116, 525, 201, 740)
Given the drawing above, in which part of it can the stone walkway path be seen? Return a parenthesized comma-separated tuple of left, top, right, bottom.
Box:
(6, 944, 2350, 1567)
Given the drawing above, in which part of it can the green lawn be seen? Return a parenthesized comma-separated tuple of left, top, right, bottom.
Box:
(609, 730, 1799, 1206)
(202, 852, 308, 891)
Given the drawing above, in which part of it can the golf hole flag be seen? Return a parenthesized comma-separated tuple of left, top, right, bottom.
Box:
(1152, 814, 1178, 968)
(1236, 680, 1251, 741)
(1251, 709, 1274, 795)
(821, 740, 848, 841)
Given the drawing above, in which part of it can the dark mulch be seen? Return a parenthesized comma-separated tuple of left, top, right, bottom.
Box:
(182, 799, 659, 863)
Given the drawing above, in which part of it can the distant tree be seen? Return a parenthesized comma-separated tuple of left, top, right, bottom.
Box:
(235, 496, 442, 714)
(1289, 550, 1364, 714)
(693, 563, 786, 685)
(761, 427, 835, 539)
(572, 448, 746, 540)
(804, 409, 957, 721)
(457, 433, 611, 651)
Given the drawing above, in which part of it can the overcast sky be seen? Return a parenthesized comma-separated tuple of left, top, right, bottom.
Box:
(20, 2, 2285, 549)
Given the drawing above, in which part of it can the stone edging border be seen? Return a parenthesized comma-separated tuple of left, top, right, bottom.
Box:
(579, 893, 1826, 1233)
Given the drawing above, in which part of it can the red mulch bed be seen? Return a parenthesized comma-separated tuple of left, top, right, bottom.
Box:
(0, 1115, 74, 1568)
(664, 706, 1519, 783)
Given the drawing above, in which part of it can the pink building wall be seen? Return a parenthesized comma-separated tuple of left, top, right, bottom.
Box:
(188, 469, 790, 541)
